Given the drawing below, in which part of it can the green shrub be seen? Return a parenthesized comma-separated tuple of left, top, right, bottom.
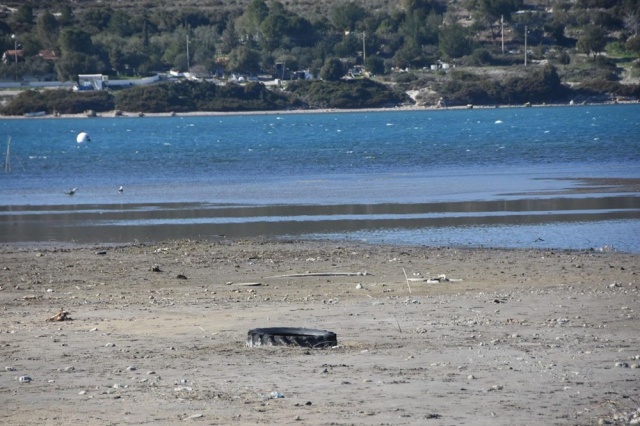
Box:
(114, 81, 297, 113)
(1, 89, 114, 115)
(286, 79, 409, 109)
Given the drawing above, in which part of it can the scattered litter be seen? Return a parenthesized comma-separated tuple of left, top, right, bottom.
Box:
(425, 274, 462, 284)
(18, 376, 31, 383)
(95, 251, 107, 255)
(47, 308, 71, 322)
(270, 391, 285, 399)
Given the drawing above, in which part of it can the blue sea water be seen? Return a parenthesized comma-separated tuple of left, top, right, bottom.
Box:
(1, 104, 640, 250)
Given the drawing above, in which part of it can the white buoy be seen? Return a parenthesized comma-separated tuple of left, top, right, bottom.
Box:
(76, 132, 91, 143)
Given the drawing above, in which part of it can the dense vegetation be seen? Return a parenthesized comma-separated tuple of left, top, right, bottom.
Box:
(113, 80, 299, 112)
(1, 0, 640, 112)
(1, 78, 412, 114)
(286, 79, 409, 108)
(1, 89, 114, 115)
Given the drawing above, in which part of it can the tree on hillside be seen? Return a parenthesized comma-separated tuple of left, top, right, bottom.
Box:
(59, 28, 93, 55)
(624, 12, 640, 36)
(438, 23, 473, 59)
(228, 45, 261, 74)
(219, 22, 239, 55)
(626, 35, 640, 56)
(79, 8, 112, 34)
(403, 0, 447, 16)
(55, 51, 104, 82)
(37, 11, 59, 50)
(15, 4, 34, 26)
(330, 2, 367, 31)
(320, 58, 346, 80)
(260, 13, 290, 51)
(577, 25, 607, 58)
(236, 0, 269, 41)
(56, 28, 101, 81)
(468, 0, 522, 39)
(59, 4, 75, 26)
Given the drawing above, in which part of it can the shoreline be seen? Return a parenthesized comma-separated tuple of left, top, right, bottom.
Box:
(1, 99, 637, 120)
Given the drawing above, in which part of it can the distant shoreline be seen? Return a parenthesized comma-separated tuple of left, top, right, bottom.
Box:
(1, 99, 637, 120)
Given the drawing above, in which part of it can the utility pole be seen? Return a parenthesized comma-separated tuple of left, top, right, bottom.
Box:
(524, 26, 528, 66)
(501, 16, 504, 54)
(11, 34, 18, 81)
(362, 31, 366, 69)
(186, 34, 190, 71)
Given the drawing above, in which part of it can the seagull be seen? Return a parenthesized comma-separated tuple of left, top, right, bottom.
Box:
(118, 186, 124, 193)
(65, 188, 77, 196)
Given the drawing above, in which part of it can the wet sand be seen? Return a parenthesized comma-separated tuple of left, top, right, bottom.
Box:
(0, 239, 639, 425)
(2, 177, 640, 251)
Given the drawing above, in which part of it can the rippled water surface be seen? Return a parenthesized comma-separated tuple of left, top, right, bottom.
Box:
(2, 104, 639, 250)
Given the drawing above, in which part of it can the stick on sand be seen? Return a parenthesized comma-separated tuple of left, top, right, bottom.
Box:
(402, 267, 412, 294)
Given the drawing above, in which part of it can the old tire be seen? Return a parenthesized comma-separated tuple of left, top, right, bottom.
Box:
(246, 327, 337, 348)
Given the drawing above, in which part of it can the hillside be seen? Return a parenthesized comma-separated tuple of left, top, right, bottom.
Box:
(1, 0, 639, 112)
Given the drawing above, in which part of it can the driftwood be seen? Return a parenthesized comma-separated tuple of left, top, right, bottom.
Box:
(47, 308, 71, 322)
(267, 272, 369, 278)
(228, 282, 263, 287)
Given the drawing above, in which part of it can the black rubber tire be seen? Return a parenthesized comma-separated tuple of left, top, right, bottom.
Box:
(246, 327, 337, 348)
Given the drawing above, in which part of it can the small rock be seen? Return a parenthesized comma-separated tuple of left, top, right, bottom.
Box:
(615, 362, 630, 368)
(270, 391, 285, 399)
(5, 366, 17, 372)
(18, 376, 31, 383)
(126, 366, 137, 372)
(105, 342, 116, 347)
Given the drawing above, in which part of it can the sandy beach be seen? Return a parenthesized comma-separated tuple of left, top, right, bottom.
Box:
(1, 239, 639, 425)
(2, 99, 635, 120)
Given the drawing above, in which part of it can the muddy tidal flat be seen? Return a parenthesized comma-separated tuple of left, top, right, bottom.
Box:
(1, 239, 639, 425)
